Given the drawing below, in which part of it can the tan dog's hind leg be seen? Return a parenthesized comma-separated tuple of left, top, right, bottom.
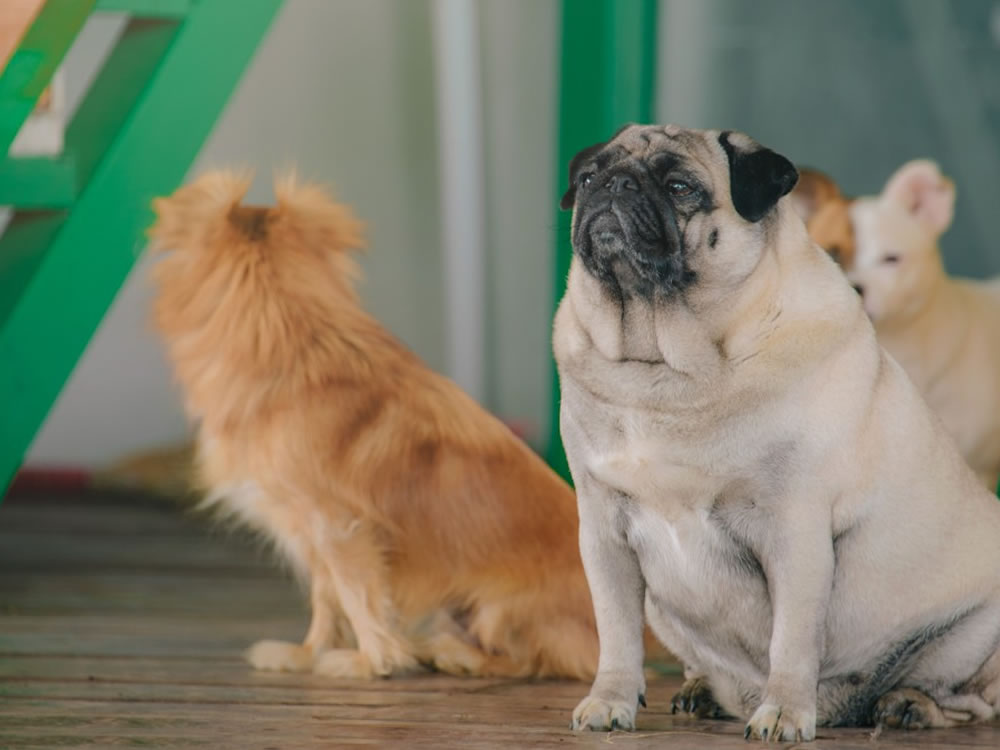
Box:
(246, 570, 353, 672)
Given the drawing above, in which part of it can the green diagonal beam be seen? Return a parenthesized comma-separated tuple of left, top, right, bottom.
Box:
(0, 0, 283, 496)
(0, 0, 96, 156)
(546, 0, 658, 480)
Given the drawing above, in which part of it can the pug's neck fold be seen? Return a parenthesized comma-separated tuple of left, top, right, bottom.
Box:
(560, 207, 855, 392)
(563, 259, 724, 382)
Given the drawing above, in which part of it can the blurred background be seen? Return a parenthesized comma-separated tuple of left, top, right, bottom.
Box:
(16, 0, 1000, 475)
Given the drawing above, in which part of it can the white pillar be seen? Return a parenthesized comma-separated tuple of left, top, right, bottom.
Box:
(431, 0, 487, 403)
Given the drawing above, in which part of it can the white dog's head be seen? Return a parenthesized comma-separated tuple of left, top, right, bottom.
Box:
(846, 160, 954, 324)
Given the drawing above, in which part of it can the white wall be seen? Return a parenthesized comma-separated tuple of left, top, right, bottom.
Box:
(27, 0, 560, 467)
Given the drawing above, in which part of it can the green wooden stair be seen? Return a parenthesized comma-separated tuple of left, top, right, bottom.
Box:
(0, 0, 283, 498)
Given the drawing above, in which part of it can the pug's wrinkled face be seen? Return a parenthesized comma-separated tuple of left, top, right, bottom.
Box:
(561, 124, 799, 301)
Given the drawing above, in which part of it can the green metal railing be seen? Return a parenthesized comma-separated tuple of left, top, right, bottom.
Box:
(0, 0, 283, 498)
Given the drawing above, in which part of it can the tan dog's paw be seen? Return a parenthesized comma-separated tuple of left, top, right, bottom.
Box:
(245, 640, 314, 672)
(745, 702, 816, 742)
(670, 676, 726, 718)
(571, 694, 640, 731)
(873, 688, 950, 729)
(313, 649, 377, 679)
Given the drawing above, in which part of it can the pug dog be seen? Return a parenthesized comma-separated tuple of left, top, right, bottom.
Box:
(554, 124, 1000, 742)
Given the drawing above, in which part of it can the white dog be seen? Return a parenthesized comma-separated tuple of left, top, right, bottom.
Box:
(847, 160, 1000, 490)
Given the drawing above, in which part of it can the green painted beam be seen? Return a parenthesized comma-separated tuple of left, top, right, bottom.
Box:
(0, 154, 76, 207)
(0, 21, 178, 209)
(96, 0, 192, 17)
(0, 211, 66, 329)
(0, 0, 283, 496)
(0, 0, 96, 156)
(546, 0, 658, 480)
(65, 18, 180, 190)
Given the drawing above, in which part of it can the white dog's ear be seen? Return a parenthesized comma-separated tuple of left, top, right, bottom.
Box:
(882, 159, 955, 235)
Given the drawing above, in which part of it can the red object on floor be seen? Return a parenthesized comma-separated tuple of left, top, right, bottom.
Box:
(7, 466, 92, 494)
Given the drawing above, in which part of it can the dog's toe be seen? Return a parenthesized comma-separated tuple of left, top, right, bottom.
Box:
(313, 648, 378, 679)
(670, 676, 725, 718)
(873, 688, 949, 730)
(745, 701, 816, 742)
(245, 640, 314, 672)
(571, 695, 637, 732)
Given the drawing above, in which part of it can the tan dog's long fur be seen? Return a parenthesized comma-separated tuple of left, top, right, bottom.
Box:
(555, 125, 1000, 741)
(149, 172, 598, 680)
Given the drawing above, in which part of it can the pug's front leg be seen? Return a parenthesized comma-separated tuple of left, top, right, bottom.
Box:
(571, 481, 647, 732)
(744, 506, 834, 743)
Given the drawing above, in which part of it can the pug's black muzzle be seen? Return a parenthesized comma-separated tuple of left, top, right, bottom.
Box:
(573, 169, 693, 298)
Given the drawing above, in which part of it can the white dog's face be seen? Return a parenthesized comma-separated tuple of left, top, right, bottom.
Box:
(845, 160, 954, 324)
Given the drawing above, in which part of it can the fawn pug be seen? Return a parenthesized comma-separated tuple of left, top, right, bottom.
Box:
(149, 172, 598, 680)
(554, 124, 1000, 741)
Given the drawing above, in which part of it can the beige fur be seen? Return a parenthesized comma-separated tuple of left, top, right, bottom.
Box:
(555, 125, 1000, 741)
(846, 160, 1000, 490)
(148, 171, 599, 680)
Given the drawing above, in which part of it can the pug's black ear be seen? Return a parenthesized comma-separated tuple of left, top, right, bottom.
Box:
(719, 131, 798, 223)
(560, 141, 606, 210)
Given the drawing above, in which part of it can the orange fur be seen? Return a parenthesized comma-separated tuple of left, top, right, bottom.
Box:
(790, 167, 856, 268)
(148, 171, 599, 680)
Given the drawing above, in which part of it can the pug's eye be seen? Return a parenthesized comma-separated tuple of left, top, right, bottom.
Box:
(579, 171, 595, 187)
(667, 180, 694, 197)
(882, 253, 900, 264)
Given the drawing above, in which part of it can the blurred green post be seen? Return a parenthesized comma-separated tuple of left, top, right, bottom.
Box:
(547, 0, 658, 481)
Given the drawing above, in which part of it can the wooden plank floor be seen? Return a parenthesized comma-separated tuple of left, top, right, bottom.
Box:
(1, 489, 999, 749)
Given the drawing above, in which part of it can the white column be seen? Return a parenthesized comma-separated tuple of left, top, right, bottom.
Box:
(431, 0, 487, 403)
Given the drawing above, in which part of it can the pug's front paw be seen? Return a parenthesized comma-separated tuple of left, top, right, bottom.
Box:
(745, 701, 816, 742)
(571, 693, 639, 731)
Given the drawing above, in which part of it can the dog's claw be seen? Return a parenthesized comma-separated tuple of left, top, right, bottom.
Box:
(744, 724, 752, 740)
(638, 693, 647, 708)
(610, 718, 620, 730)
(761, 727, 768, 741)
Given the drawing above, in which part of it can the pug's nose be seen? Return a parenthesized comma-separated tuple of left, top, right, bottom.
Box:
(852, 284, 864, 298)
(606, 173, 639, 194)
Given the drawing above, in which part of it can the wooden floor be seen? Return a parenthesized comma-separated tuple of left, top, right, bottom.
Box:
(1, 489, 998, 749)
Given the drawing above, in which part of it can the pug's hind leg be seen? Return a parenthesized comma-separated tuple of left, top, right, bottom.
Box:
(872, 688, 954, 730)
(670, 676, 727, 719)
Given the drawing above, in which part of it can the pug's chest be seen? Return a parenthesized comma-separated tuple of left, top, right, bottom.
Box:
(622, 498, 773, 674)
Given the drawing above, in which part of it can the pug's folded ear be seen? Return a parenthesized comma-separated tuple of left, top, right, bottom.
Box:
(719, 131, 799, 223)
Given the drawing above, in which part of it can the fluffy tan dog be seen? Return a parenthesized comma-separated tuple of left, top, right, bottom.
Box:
(788, 167, 856, 268)
(148, 172, 598, 680)
(847, 160, 1000, 490)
